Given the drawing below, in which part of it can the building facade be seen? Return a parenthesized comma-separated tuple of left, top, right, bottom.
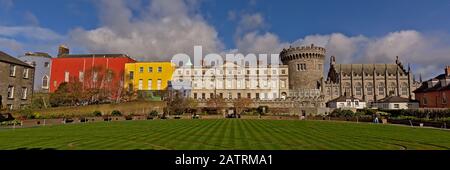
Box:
(18, 52, 52, 93)
(374, 96, 419, 110)
(324, 56, 421, 104)
(326, 96, 367, 110)
(124, 62, 176, 92)
(172, 61, 290, 100)
(50, 45, 136, 97)
(414, 66, 450, 108)
(0, 51, 34, 111)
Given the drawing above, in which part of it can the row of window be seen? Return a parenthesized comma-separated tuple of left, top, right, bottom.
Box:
(9, 64, 30, 79)
(175, 69, 287, 76)
(295, 64, 322, 71)
(421, 93, 448, 106)
(190, 79, 287, 89)
(139, 67, 163, 73)
(333, 82, 410, 96)
(193, 92, 281, 100)
(135, 79, 162, 90)
(6, 86, 28, 100)
(63, 71, 113, 83)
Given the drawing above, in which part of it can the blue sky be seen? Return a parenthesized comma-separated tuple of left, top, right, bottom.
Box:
(1, 0, 450, 78)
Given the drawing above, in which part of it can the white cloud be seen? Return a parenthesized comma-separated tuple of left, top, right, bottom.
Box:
(291, 30, 450, 79)
(236, 31, 288, 55)
(0, 26, 63, 41)
(0, 37, 23, 53)
(23, 11, 40, 26)
(69, 0, 223, 61)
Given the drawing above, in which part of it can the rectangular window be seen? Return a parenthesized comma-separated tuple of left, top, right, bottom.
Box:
(7, 104, 13, 111)
(355, 101, 359, 106)
(210, 93, 214, 99)
(93, 72, 98, 82)
(219, 93, 223, 98)
(7, 86, 14, 99)
(79, 71, 84, 82)
(9, 65, 16, 77)
(255, 93, 260, 99)
(158, 67, 162, 73)
(442, 93, 447, 104)
(148, 79, 152, 90)
(281, 69, 286, 74)
(128, 83, 133, 92)
(228, 92, 232, 99)
(138, 79, 143, 90)
(194, 93, 197, 99)
(148, 67, 153, 73)
(44, 62, 50, 68)
(202, 93, 206, 99)
(21, 87, 27, 100)
(139, 67, 144, 73)
(157, 79, 162, 90)
(247, 93, 251, 99)
(394, 104, 400, 109)
(23, 68, 29, 79)
(129, 71, 134, 80)
(237, 93, 241, 99)
(64, 71, 70, 82)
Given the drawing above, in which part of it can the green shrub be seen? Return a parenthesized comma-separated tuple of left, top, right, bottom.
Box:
(92, 111, 102, 117)
(111, 110, 122, 116)
(149, 110, 159, 117)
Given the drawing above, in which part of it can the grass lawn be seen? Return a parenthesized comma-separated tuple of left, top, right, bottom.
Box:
(0, 119, 449, 150)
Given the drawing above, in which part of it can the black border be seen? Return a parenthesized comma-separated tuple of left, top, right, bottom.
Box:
(1, 150, 449, 169)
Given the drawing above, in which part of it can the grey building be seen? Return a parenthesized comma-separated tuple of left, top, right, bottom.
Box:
(0, 51, 35, 111)
(18, 52, 52, 93)
(324, 56, 422, 104)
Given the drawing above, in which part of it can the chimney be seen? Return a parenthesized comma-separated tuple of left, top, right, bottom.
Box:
(58, 45, 69, 57)
(446, 66, 450, 77)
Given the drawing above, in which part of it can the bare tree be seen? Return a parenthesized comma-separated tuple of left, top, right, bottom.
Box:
(233, 98, 253, 115)
(206, 95, 227, 116)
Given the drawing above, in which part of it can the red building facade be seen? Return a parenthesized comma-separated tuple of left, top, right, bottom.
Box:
(414, 66, 450, 108)
(50, 46, 136, 97)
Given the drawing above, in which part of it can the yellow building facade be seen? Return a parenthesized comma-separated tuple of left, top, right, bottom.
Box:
(124, 62, 175, 91)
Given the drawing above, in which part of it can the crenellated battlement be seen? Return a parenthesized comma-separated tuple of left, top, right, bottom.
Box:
(280, 44, 326, 63)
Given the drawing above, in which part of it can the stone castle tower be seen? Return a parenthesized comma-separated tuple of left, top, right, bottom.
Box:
(280, 44, 326, 97)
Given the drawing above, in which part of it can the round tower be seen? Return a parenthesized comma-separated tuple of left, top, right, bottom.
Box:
(280, 44, 326, 93)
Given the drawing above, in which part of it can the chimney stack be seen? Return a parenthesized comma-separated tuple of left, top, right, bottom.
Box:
(58, 45, 69, 57)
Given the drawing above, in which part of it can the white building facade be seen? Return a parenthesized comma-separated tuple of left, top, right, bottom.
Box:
(171, 61, 290, 100)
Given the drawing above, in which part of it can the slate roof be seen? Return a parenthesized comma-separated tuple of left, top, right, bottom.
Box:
(327, 95, 363, 103)
(0, 51, 33, 67)
(414, 73, 450, 93)
(332, 63, 407, 75)
(376, 96, 416, 103)
(59, 53, 130, 58)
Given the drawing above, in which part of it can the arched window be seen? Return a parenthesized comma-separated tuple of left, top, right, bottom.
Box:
(366, 82, 374, 95)
(355, 82, 362, 96)
(378, 82, 385, 96)
(42, 75, 49, 89)
(401, 82, 408, 96)
(344, 82, 351, 96)
(389, 82, 396, 96)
